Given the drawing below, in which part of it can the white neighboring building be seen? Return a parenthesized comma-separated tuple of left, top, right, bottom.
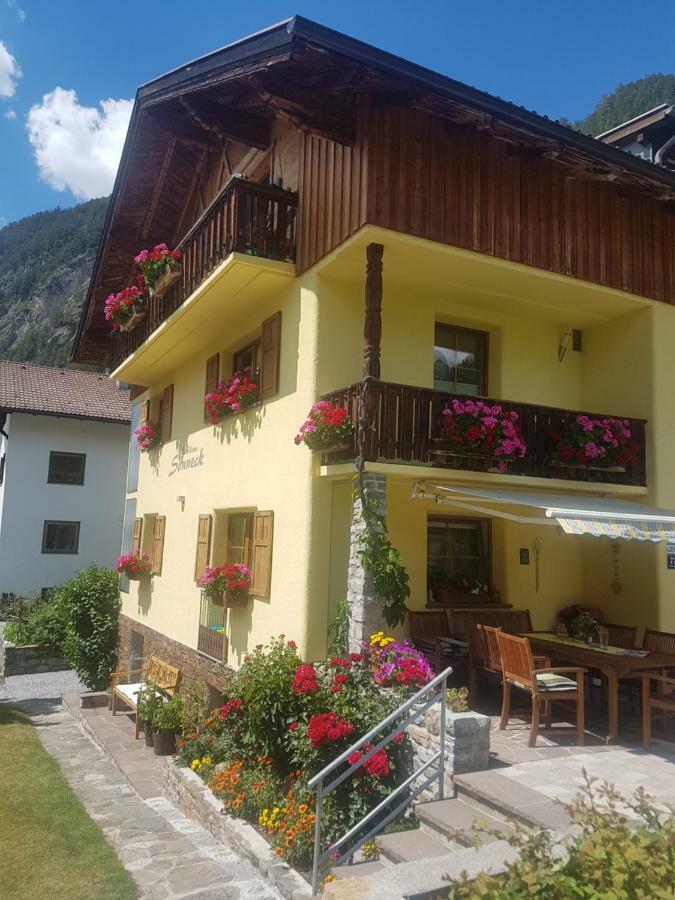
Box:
(0, 361, 131, 596)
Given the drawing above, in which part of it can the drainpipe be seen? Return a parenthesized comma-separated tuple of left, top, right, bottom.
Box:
(654, 133, 675, 167)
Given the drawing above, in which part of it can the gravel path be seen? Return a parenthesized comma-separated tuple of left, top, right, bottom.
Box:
(0, 668, 86, 700)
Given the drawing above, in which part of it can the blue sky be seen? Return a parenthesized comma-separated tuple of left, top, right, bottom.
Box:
(1, 0, 674, 226)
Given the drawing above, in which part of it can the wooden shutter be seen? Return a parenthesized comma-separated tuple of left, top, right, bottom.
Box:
(132, 516, 143, 551)
(204, 353, 220, 422)
(140, 399, 150, 425)
(160, 384, 174, 443)
(194, 514, 212, 581)
(251, 511, 274, 598)
(152, 515, 166, 575)
(260, 312, 281, 400)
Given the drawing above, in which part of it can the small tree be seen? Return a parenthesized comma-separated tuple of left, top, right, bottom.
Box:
(58, 566, 120, 691)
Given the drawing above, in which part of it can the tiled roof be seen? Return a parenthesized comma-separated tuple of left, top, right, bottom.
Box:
(0, 361, 131, 423)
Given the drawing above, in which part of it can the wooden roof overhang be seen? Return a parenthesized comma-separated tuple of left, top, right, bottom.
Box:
(73, 15, 675, 364)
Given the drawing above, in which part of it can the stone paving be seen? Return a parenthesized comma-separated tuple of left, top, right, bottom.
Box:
(3, 683, 282, 900)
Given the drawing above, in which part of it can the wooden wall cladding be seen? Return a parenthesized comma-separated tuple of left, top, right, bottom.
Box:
(365, 105, 675, 304)
(296, 104, 368, 273)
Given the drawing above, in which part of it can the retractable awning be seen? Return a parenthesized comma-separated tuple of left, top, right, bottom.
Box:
(412, 481, 675, 542)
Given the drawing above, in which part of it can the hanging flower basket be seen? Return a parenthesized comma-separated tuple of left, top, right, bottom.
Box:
(551, 415, 638, 471)
(135, 421, 161, 451)
(433, 399, 526, 472)
(117, 549, 153, 580)
(104, 286, 147, 333)
(205, 368, 258, 422)
(294, 401, 354, 450)
(135, 244, 182, 299)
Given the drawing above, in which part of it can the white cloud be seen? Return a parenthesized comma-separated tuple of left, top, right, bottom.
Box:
(0, 40, 21, 98)
(26, 87, 133, 200)
(7, 1, 26, 22)
(4, 108, 16, 119)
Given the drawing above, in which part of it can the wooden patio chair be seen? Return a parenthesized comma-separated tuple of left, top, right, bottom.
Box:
(642, 672, 675, 751)
(497, 631, 586, 748)
(467, 624, 503, 696)
(643, 628, 675, 658)
(408, 610, 468, 676)
(599, 622, 638, 649)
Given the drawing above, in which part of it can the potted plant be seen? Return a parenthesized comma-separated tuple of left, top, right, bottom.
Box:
(135, 243, 182, 299)
(116, 549, 154, 581)
(197, 564, 251, 606)
(135, 420, 161, 451)
(205, 368, 258, 422)
(136, 683, 165, 747)
(294, 400, 354, 450)
(557, 604, 603, 642)
(104, 285, 147, 332)
(552, 415, 639, 471)
(151, 693, 183, 755)
(435, 399, 527, 472)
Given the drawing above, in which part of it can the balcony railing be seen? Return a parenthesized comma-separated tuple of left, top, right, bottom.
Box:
(321, 381, 647, 487)
(197, 592, 226, 662)
(111, 177, 298, 369)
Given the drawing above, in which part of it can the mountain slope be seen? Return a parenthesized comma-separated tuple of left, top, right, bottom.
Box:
(0, 198, 108, 366)
(576, 73, 675, 136)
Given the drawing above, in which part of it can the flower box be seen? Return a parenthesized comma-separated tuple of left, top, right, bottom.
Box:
(551, 455, 625, 475)
(117, 549, 153, 580)
(149, 261, 182, 299)
(294, 401, 354, 450)
(553, 415, 638, 469)
(135, 244, 182, 298)
(198, 565, 251, 605)
(430, 440, 510, 473)
(205, 368, 258, 422)
(104, 285, 147, 332)
(119, 302, 146, 332)
(436, 399, 526, 470)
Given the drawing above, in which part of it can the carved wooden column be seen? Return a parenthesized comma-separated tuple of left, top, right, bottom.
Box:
(363, 243, 383, 379)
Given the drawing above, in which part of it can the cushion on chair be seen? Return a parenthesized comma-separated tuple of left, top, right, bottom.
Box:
(114, 682, 145, 708)
(535, 672, 577, 691)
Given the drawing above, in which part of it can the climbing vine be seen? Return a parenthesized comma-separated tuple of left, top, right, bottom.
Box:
(353, 377, 410, 628)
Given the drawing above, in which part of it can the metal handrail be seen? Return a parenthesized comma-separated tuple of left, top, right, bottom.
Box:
(308, 665, 452, 894)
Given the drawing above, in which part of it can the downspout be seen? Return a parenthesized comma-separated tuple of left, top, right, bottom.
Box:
(654, 133, 675, 167)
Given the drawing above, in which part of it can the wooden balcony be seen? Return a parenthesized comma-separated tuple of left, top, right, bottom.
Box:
(111, 178, 298, 369)
(322, 381, 647, 487)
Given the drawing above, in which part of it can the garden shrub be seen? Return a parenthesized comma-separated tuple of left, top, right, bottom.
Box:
(4, 593, 67, 651)
(57, 565, 121, 691)
(176, 634, 429, 870)
(447, 774, 675, 899)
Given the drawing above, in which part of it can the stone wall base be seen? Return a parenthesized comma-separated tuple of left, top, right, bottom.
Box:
(3, 643, 69, 677)
(117, 614, 231, 694)
(164, 764, 311, 899)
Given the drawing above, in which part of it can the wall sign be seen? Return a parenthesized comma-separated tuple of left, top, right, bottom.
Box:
(668, 543, 675, 570)
(169, 445, 204, 476)
(519, 548, 530, 565)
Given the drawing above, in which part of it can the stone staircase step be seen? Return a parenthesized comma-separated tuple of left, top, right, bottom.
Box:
(377, 829, 455, 863)
(417, 796, 511, 846)
(454, 770, 571, 830)
(332, 860, 386, 879)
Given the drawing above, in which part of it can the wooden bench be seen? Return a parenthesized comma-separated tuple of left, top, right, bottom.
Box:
(110, 655, 181, 739)
(409, 610, 469, 676)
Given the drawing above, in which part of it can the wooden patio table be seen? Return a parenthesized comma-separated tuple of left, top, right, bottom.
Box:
(522, 632, 675, 744)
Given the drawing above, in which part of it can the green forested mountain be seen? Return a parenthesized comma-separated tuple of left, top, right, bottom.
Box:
(0, 198, 108, 366)
(576, 74, 675, 136)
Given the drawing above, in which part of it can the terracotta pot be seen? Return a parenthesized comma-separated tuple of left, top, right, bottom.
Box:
(152, 730, 176, 756)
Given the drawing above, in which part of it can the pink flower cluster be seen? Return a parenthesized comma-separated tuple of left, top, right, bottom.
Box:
(219, 698, 243, 720)
(134, 421, 160, 451)
(440, 399, 527, 469)
(205, 368, 257, 422)
(134, 243, 181, 291)
(555, 415, 639, 467)
(116, 549, 153, 578)
(367, 639, 434, 687)
(197, 564, 251, 600)
(104, 285, 145, 329)
(294, 401, 353, 450)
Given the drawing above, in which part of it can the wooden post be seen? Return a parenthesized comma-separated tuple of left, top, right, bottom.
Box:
(363, 242, 383, 379)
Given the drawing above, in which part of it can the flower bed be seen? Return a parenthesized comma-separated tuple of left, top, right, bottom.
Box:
(197, 564, 251, 606)
(134, 420, 161, 451)
(104, 285, 146, 332)
(175, 635, 426, 872)
(294, 401, 354, 450)
(438, 399, 526, 472)
(135, 243, 181, 297)
(205, 368, 257, 422)
(116, 550, 153, 580)
(553, 415, 639, 468)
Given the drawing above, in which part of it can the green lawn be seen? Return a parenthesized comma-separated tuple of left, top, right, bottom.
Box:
(0, 705, 137, 900)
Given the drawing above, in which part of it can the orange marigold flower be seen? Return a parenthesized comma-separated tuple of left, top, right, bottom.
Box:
(275, 847, 283, 857)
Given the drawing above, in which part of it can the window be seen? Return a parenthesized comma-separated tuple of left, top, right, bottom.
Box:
(47, 451, 86, 485)
(127, 403, 141, 492)
(433, 324, 488, 395)
(119, 499, 137, 592)
(427, 517, 490, 601)
(227, 513, 253, 566)
(42, 520, 80, 554)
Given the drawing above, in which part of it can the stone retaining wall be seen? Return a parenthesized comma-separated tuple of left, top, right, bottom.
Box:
(408, 703, 491, 802)
(164, 764, 311, 899)
(3, 641, 70, 676)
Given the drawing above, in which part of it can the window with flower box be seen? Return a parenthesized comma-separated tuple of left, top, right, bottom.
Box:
(427, 516, 491, 604)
